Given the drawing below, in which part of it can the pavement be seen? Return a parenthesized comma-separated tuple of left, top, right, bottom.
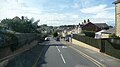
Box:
(61, 39, 120, 67)
(1, 37, 120, 67)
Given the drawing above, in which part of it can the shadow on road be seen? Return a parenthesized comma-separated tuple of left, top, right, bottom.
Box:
(40, 44, 67, 46)
(3, 43, 66, 67)
(35, 44, 67, 67)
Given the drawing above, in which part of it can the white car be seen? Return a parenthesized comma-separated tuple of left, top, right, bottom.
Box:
(45, 37, 50, 41)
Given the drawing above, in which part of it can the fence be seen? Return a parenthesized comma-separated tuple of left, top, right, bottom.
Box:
(73, 34, 120, 59)
(73, 34, 101, 49)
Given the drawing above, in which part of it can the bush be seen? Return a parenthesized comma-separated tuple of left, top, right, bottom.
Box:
(82, 30, 95, 38)
(109, 34, 120, 38)
(52, 31, 58, 37)
(0, 31, 18, 51)
(4, 32, 18, 51)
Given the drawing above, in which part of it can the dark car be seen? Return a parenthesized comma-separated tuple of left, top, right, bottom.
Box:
(56, 37, 60, 41)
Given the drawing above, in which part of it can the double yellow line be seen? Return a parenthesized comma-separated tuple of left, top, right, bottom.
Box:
(70, 46, 106, 67)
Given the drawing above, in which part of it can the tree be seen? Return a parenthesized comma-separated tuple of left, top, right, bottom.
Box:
(1, 16, 40, 33)
(1, 18, 13, 29)
(53, 31, 58, 37)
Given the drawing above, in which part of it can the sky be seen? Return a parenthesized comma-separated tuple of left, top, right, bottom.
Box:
(0, 0, 116, 26)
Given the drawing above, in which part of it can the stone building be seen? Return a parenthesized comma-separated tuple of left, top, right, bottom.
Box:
(114, 0, 120, 36)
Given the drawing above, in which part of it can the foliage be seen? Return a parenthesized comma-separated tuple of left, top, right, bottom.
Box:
(58, 34, 62, 38)
(109, 34, 120, 38)
(1, 16, 40, 33)
(82, 30, 95, 38)
(52, 31, 58, 37)
(0, 31, 18, 51)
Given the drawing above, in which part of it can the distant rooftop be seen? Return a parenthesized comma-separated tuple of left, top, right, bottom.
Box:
(103, 28, 115, 34)
(94, 23, 108, 28)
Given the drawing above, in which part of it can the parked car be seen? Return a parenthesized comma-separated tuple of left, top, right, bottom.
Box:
(45, 37, 50, 41)
(56, 37, 60, 41)
(65, 37, 69, 42)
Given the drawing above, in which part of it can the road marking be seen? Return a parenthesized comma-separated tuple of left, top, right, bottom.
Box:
(62, 46, 67, 48)
(56, 46, 61, 52)
(70, 46, 105, 67)
(60, 54, 66, 64)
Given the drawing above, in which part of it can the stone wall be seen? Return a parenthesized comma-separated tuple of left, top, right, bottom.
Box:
(116, 3, 120, 36)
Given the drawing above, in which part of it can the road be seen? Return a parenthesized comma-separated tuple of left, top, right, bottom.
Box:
(3, 37, 120, 67)
(35, 38, 99, 67)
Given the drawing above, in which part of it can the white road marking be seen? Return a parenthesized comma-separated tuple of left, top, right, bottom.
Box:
(56, 46, 61, 52)
(62, 46, 67, 48)
(60, 54, 66, 64)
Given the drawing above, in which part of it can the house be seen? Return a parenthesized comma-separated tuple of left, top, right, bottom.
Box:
(113, 0, 120, 37)
(94, 23, 109, 30)
(95, 30, 107, 39)
(60, 25, 76, 37)
(81, 22, 101, 32)
(103, 28, 115, 34)
(101, 28, 115, 38)
(95, 28, 115, 39)
(37, 24, 53, 34)
(80, 19, 109, 32)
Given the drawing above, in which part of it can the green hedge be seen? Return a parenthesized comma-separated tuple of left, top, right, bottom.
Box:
(82, 30, 95, 38)
(0, 32, 42, 51)
(109, 34, 120, 38)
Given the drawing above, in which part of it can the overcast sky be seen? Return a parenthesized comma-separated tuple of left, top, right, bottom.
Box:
(0, 0, 115, 26)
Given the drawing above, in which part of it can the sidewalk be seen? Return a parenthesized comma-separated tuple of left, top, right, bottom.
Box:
(0, 40, 38, 67)
(61, 40, 120, 67)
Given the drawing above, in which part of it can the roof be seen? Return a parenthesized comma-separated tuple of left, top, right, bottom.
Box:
(12, 16, 21, 21)
(113, 0, 120, 4)
(81, 22, 94, 27)
(103, 28, 115, 34)
(96, 30, 107, 34)
(94, 23, 108, 29)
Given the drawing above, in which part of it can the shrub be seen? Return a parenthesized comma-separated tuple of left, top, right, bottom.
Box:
(109, 34, 120, 38)
(82, 30, 95, 38)
(52, 31, 58, 37)
(4, 32, 18, 51)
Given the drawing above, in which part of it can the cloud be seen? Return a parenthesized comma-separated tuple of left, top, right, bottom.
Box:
(0, 0, 115, 26)
(72, 3, 79, 9)
(0, 0, 82, 26)
(80, 4, 107, 14)
(38, 13, 80, 26)
(80, 4, 115, 25)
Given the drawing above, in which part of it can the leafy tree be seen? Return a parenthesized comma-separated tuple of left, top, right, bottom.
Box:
(1, 16, 40, 33)
(1, 18, 13, 29)
(53, 31, 58, 37)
